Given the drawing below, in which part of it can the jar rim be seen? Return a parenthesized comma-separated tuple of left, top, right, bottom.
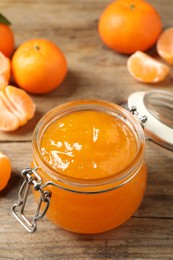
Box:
(32, 99, 145, 191)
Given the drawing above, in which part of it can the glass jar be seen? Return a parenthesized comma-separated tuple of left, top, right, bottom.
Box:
(12, 99, 147, 234)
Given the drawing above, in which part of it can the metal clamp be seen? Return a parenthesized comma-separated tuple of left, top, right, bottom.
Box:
(129, 106, 147, 127)
(12, 167, 51, 233)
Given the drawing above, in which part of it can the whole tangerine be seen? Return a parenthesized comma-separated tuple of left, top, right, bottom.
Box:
(0, 152, 11, 191)
(0, 14, 15, 58)
(12, 39, 67, 94)
(98, 0, 162, 54)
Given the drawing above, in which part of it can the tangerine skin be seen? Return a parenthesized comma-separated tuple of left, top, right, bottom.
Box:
(99, 0, 162, 54)
(33, 109, 147, 233)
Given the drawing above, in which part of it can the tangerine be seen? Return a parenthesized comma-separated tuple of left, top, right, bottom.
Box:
(0, 51, 11, 90)
(98, 0, 162, 54)
(0, 85, 36, 131)
(0, 13, 15, 57)
(12, 39, 67, 94)
(0, 152, 11, 191)
(157, 27, 173, 65)
(127, 51, 170, 83)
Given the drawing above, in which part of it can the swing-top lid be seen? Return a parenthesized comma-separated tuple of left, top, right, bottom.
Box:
(128, 90, 173, 157)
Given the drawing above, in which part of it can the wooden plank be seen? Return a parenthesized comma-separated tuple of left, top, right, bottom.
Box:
(0, 217, 172, 259)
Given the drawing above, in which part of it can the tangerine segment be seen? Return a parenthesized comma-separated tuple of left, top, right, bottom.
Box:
(0, 51, 10, 90)
(5, 85, 36, 125)
(12, 39, 67, 94)
(127, 51, 170, 83)
(0, 91, 27, 125)
(0, 152, 11, 191)
(0, 85, 36, 131)
(0, 95, 20, 131)
(157, 27, 173, 65)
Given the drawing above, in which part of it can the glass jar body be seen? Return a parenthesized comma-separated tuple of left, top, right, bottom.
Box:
(32, 163, 147, 233)
(32, 100, 147, 234)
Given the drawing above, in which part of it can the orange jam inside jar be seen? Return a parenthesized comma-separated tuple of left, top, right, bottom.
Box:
(32, 100, 147, 234)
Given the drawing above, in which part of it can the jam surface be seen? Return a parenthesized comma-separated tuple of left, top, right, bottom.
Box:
(40, 110, 137, 179)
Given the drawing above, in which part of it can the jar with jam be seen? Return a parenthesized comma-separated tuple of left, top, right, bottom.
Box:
(12, 90, 173, 233)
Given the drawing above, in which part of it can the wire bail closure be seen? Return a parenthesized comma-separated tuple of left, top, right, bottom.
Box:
(12, 167, 51, 233)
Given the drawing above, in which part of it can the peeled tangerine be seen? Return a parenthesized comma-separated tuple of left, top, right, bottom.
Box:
(0, 152, 11, 191)
(0, 85, 36, 131)
(0, 51, 11, 90)
(157, 27, 173, 65)
(127, 51, 170, 83)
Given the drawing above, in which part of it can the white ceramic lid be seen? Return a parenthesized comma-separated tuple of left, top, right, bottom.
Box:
(128, 90, 173, 156)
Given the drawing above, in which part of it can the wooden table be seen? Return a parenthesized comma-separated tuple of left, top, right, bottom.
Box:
(0, 0, 173, 259)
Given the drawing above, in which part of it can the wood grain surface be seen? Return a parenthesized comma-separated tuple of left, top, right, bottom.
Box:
(0, 0, 173, 259)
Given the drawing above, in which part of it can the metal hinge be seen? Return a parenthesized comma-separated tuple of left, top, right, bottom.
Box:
(129, 106, 147, 127)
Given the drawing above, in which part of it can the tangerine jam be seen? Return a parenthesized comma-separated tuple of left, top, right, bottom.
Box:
(32, 100, 147, 233)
